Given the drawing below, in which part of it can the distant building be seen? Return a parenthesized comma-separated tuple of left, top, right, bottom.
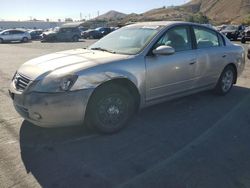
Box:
(0, 21, 66, 30)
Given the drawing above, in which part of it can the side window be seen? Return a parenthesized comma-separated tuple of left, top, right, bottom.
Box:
(218, 33, 225, 46)
(9, 31, 17, 35)
(60, 28, 66, 33)
(194, 27, 219, 49)
(155, 26, 192, 52)
(3, 31, 10, 35)
(14, 30, 24, 34)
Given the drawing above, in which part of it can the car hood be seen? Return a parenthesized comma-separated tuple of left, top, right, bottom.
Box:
(18, 49, 129, 80)
(43, 31, 57, 35)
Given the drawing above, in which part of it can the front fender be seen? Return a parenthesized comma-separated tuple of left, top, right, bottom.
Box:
(71, 70, 138, 91)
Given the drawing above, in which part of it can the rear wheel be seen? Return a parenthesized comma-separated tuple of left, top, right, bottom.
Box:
(22, 37, 28, 43)
(214, 66, 235, 95)
(86, 84, 135, 134)
(72, 35, 79, 42)
(241, 37, 246, 44)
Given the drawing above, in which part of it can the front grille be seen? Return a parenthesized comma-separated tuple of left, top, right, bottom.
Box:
(13, 73, 31, 91)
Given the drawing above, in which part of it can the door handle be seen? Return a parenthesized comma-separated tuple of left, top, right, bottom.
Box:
(189, 59, 197, 65)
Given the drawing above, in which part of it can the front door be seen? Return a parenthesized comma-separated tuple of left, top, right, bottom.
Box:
(145, 25, 197, 101)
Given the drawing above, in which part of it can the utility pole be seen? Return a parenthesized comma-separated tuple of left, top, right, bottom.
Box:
(80, 12, 82, 20)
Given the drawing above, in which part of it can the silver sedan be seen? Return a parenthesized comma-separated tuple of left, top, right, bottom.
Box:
(9, 21, 245, 133)
(0, 29, 31, 43)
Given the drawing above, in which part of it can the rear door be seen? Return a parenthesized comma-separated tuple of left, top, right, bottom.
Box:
(14, 30, 25, 40)
(10, 30, 20, 40)
(192, 26, 227, 88)
(57, 28, 72, 41)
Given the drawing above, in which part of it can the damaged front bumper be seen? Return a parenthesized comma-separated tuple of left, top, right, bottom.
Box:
(9, 82, 94, 128)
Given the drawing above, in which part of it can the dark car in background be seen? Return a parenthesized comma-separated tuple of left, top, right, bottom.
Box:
(0, 29, 31, 43)
(81, 29, 103, 39)
(241, 27, 250, 43)
(220, 25, 244, 41)
(81, 27, 113, 39)
(95, 27, 112, 36)
(41, 26, 81, 42)
(28, 29, 43, 40)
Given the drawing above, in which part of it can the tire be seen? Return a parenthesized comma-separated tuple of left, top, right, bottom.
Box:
(0, 38, 3, 43)
(241, 37, 246, 44)
(72, 35, 79, 42)
(86, 83, 135, 134)
(214, 65, 236, 95)
(22, 37, 28, 43)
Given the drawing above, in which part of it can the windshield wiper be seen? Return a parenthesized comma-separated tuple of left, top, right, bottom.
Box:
(90, 47, 116, 54)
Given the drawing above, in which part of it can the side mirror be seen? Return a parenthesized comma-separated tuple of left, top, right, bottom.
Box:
(153, 45, 175, 56)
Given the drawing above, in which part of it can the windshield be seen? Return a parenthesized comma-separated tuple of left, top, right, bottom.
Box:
(53, 27, 60, 32)
(89, 26, 161, 55)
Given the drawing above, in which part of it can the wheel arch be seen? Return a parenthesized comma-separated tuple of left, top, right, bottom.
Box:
(87, 78, 141, 112)
(225, 63, 238, 84)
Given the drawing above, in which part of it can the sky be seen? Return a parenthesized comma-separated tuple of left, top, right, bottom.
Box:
(0, 0, 190, 21)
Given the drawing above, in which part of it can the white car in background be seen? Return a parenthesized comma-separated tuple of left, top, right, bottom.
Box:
(0, 29, 31, 43)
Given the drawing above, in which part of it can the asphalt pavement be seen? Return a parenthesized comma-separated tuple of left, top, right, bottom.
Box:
(0, 40, 250, 188)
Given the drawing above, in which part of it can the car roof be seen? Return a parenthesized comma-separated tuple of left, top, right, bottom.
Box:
(2, 29, 27, 32)
(126, 21, 208, 28)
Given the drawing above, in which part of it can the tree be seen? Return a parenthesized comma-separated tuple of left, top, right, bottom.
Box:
(242, 14, 250, 25)
(186, 12, 209, 24)
(65, 18, 73, 22)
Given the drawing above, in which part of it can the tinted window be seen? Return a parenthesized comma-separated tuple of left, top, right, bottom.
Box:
(194, 26, 219, 49)
(14, 30, 24, 34)
(155, 26, 192, 52)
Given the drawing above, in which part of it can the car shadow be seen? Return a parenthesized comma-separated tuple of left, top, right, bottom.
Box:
(0, 40, 32, 44)
(19, 86, 250, 188)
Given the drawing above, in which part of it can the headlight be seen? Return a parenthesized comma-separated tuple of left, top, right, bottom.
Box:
(32, 74, 78, 92)
(60, 75, 78, 91)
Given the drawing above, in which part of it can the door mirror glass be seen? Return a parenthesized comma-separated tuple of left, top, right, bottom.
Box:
(153, 45, 175, 55)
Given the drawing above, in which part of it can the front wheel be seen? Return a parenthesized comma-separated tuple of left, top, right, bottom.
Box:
(86, 84, 135, 134)
(214, 66, 235, 95)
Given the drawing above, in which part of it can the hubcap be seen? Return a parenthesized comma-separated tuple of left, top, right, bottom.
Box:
(107, 105, 120, 115)
(221, 70, 234, 92)
(97, 95, 127, 127)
